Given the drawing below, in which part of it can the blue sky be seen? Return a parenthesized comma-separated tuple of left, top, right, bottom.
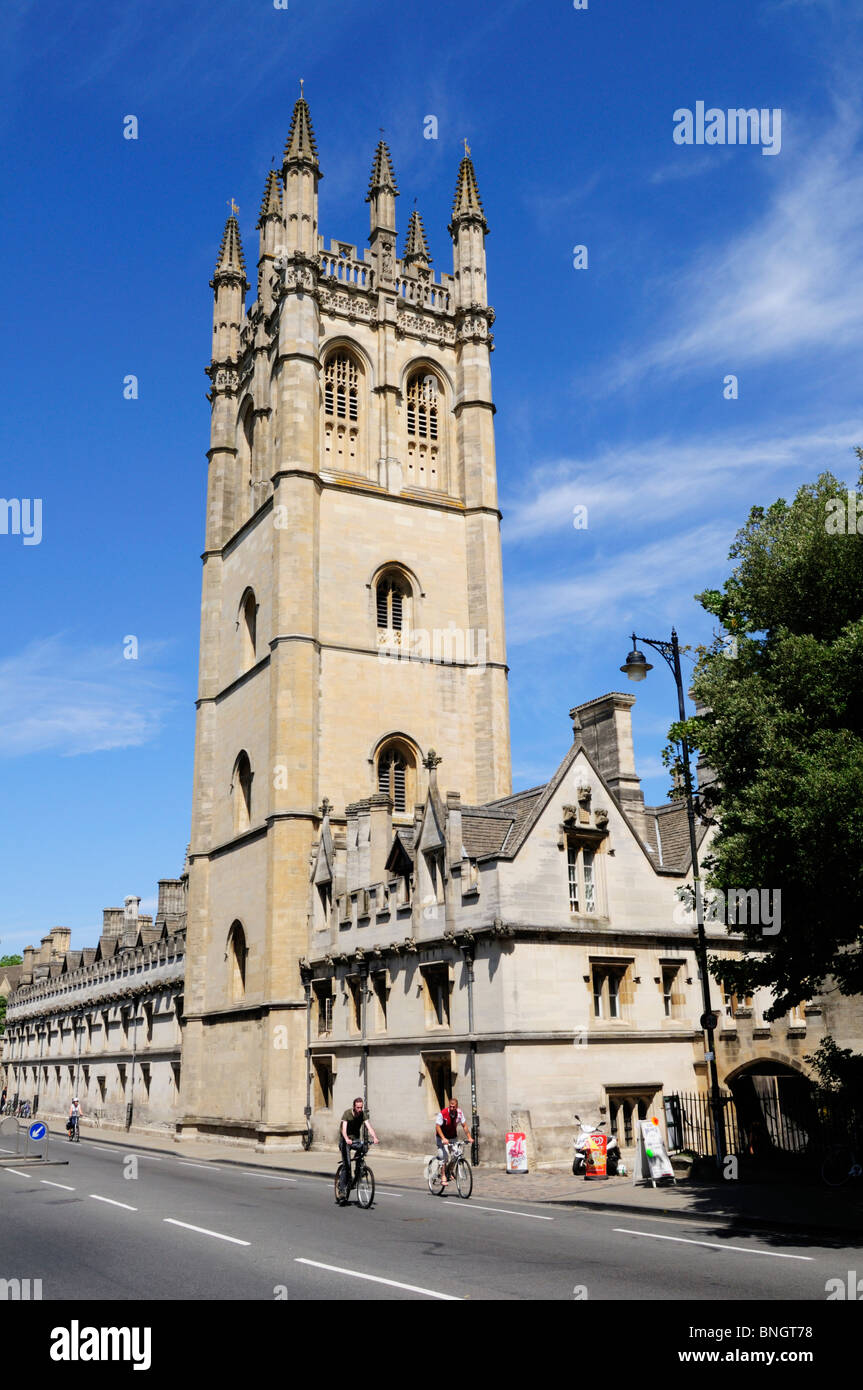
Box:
(2, 0, 862, 952)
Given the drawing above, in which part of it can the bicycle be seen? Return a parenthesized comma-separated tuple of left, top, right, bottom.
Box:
(334, 1139, 375, 1208)
(66, 1115, 81, 1144)
(821, 1141, 862, 1188)
(428, 1140, 473, 1198)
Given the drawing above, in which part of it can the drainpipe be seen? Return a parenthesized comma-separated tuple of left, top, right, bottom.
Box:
(459, 933, 479, 1165)
(299, 960, 313, 1148)
(357, 955, 369, 1112)
(127, 1001, 140, 1131)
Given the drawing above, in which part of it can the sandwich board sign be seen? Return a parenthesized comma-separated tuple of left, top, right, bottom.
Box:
(633, 1118, 675, 1187)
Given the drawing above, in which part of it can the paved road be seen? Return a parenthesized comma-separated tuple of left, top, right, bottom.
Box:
(1, 1136, 859, 1301)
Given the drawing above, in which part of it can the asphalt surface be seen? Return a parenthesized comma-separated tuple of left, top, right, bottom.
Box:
(2, 1134, 861, 1301)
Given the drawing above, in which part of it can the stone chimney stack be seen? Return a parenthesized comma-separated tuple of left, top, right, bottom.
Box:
(20, 945, 35, 986)
(38, 934, 53, 965)
(50, 927, 71, 958)
(122, 896, 141, 947)
(367, 792, 393, 886)
(570, 693, 647, 837)
(156, 879, 185, 931)
(102, 908, 125, 938)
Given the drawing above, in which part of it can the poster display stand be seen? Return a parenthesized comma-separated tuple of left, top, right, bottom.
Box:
(633, 1118, 676, 1187)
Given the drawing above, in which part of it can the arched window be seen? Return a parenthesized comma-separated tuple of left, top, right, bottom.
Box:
(376, 739, 417, 815)
(232, 751, 253, 834)
(323, 351, 362, 472)
(376, 572, 408, 634)
(406, 371, 441, 489)
(236, 402, 254, 511)
(227, 921, 247, 1000)
(239, 589, 257, 669)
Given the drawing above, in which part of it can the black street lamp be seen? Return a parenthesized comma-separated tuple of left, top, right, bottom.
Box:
(621, 629, 725, 1169)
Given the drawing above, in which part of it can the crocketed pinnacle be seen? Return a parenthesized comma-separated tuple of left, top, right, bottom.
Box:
(451, 153, 487, 226)
(283, 93, 319, 167)
(403, 209, 431, 264)
(257, 170, 282, 227)
(366, 139, 399, 199)
(214, 215, 248, 280)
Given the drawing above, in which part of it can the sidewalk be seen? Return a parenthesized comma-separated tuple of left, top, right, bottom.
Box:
(47, 1121, 863, 1240)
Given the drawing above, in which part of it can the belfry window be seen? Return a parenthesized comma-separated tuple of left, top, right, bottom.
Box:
(323, 351, 361, 471)
(376, 575, 406, 633)
(378, 747, 407, 812)
(405, 371, 441, 489)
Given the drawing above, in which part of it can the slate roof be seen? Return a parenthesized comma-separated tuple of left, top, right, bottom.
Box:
(642, 802, 709, 873)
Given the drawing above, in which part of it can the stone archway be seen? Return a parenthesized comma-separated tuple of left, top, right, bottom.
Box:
(726, 1060, 814, 1155)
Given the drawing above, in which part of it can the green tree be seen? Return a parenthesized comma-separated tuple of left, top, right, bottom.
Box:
(667, 458, 863, 1019)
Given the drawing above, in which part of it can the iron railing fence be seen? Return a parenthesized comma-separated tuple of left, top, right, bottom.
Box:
(666, 1086, 862, 1161)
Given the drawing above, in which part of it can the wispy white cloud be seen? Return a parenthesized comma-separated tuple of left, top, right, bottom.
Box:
(505, 522, 731, 646)
(648, 152, 728, 185)
(605, 107, 863, 389)
(502, 419, 863, 544)
(0, 637, 178, 757)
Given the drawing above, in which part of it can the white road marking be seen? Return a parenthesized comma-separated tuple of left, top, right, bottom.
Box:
(41, 1180, 75, 1191)
(163, 1218, 250, 1246)
(90, 1194, 138, 1211)
(0, 1146, 17, 1153)
(3, 1169, 33, 1178)
(241, 1171, 296, 1182)
(175, 1161, 214, 1170)
(443, 1202, 553, 1221)
(613, 1228, 814, 1260)
(295, 1258, 460, 1300)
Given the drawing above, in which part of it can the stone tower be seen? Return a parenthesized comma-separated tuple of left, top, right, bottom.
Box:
(180, 94, 511, 1145)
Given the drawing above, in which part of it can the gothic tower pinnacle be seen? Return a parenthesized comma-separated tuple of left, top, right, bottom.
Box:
(282, 86, 321, 256)
(366, 138, 398, 285)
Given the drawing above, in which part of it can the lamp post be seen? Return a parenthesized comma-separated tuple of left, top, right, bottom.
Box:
(620, 629, 725, 1169)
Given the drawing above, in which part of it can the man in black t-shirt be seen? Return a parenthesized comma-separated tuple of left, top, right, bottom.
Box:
(338, 1097, 379, 1197)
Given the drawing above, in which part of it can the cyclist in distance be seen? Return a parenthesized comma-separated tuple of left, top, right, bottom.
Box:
(434, 1096, 473, 1189)
(339, 1096, 378, 1177)
(67, 1096, 83, 1140)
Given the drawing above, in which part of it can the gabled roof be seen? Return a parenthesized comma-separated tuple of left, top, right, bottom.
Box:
(0, 963, 22, 994)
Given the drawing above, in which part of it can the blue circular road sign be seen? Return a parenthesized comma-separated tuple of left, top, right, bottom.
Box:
(29, 1122, 46, 1142)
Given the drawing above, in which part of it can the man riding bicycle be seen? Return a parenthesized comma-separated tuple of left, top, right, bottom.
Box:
(434, 1097, 473, 1190)
(67, 1097, 83, 1141)
(338, 1097, 378, 1197)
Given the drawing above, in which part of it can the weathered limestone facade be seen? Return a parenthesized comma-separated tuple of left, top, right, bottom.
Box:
(181, 94, 510, 1145)
(2, 884, 186, 1134)
(302, 693, 837, 1159)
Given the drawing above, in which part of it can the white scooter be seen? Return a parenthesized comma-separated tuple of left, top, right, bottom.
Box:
(572, 1115, 620, 1176)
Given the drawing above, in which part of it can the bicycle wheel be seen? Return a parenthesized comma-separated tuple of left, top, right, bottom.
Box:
(356, 1163, 375, 1209)
(334, 1163, 349, 1204)
(821, 1145, 853, 1188)
(454, 1157, 473, 1199)
(428, 1158, 444, 1195)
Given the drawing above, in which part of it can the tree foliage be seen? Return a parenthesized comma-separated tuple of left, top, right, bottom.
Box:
(667, 458, 863, 1018)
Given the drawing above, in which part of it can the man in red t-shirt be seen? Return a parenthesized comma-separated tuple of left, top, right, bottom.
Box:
(434, 1097, 473, 1188)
